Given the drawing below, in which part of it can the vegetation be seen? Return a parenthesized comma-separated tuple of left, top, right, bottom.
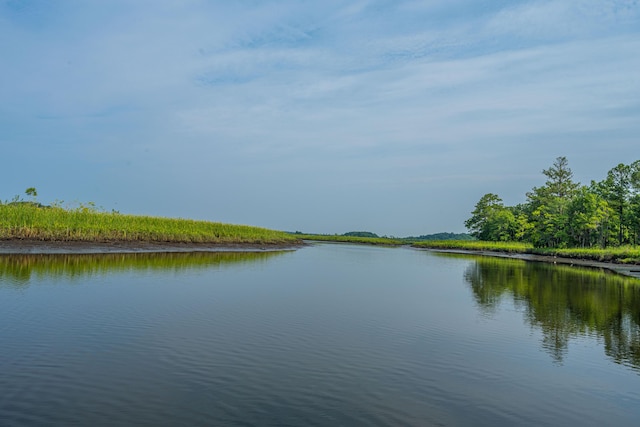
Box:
(295, 231, 473, 245)
(415, 240, 640, 264)
(414, 240, 531, 252)
(465, 157, 640, 249)
(294, 233, 405, 246)
(533, 246, 640, 264)
(343, 231, 380, 238)
(0, 190, 299, 245)
(408, 232, 474, 241)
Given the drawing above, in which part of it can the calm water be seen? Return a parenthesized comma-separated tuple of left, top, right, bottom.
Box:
(1, 243, 639, 426)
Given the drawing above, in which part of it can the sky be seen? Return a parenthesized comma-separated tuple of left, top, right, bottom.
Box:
(1, 0, 639, 237)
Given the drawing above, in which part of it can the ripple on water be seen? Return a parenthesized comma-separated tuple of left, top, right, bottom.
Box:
(2, 246, 640, 426)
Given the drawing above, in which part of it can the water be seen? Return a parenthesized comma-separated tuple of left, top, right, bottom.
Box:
(1, 243, 639, 426)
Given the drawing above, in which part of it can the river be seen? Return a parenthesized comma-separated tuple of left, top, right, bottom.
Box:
(1, 243, 639, 426)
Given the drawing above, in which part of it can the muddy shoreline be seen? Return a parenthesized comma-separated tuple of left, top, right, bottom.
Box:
(415, 247, 640, 280)
(2, 239, 639, 280)
(0, 239, 305, 254)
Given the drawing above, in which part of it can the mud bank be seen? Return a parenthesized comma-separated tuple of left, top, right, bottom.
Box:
(0, 239, 304, 254)
(416, 247, 640, 280)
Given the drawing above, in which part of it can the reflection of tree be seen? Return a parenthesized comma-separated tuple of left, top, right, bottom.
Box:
(460, 255, 640, 371)
(0, 251, 288, 287)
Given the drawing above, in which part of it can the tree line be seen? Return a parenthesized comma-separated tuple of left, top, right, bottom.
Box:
(465, 157, 640, 248)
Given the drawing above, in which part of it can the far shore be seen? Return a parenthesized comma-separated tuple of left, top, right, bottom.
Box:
(415, 247, 640, 280)
(0, 239, 305, 254)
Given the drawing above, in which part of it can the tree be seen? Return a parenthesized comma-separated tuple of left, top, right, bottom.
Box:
(525, 157, 579, 247)
(25, 187, 38, 199)
(465, 193, 517, 241)
(567, 187, 612, 248)
(343, 231, 379, 238)
(628, 194, 640, 246)
(592, 161, 640, 245)
(541, 156, 580, 200)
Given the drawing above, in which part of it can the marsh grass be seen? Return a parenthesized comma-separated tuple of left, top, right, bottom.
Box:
(0, 203, 298, 244)
(414, 240, 640, 264)
(532, 246, 640, 264)
(413, 240, 531, 252)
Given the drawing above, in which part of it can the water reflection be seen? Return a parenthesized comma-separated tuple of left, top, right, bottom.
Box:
(0, 251, 289, 287)
(452, 254, 640, 371)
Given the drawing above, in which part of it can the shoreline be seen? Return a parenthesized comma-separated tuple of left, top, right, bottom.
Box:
(2, 239, 639, 280)
(415, 247, 640, 280)
(0, 239, 305, 254)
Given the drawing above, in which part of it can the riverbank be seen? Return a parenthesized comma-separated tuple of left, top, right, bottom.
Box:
(0, 239, 304, 254)
(0, 203, 300, 248)
(415, 247, 640, 280)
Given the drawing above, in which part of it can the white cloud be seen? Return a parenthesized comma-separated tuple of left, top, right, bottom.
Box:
(485, 0, 640, 40)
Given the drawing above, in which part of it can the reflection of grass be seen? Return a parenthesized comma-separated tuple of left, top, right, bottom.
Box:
(0, 251, 288, 286)
(0, 203, 298, 244)
(415, 240, 640, 264)
(437, 251, 640, 284)
(296, 234, 404, 246)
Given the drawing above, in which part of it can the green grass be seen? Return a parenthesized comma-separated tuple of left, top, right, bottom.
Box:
(413, 240, 640, 264)
(531, 246, 640, 264)
(295, 233, 405, 246)
(413, 240, 532, 252)
(0, 203, 299, 245)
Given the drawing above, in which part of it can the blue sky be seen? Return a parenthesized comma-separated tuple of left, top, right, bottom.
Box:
(2, 0, 639, 236)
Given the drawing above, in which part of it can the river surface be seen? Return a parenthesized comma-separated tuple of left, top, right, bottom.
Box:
(1, 243, 639, 426)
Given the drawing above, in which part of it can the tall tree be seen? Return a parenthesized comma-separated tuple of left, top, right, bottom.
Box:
(567, 187, 612, 248)
(592, 161, 640, 245)
(541, 156, 580, 200)
(525, 157, 579, 247)
(628, 194, 640, 246)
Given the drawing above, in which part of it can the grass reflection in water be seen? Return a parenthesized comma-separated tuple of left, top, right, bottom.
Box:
(0, 251, 289, 286)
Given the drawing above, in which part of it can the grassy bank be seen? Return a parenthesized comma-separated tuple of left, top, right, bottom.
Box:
(413, 240, 531, 252)
(414, 240, 640, 264)
(295, 234, 405, 246)
(0, 203, 299, 245)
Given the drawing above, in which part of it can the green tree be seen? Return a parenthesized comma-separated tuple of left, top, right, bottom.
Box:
(567, 187, 612, 248)
(25, 187, 37, 200)
(628, 193, 640, 245)
(592, 161, 640, 245)
(541, 156, 580, 200)
(465, 193, 502, 240)
(525, 157, 579, 247)
(465, 193, 517, 241)
(508, 204, 531, 241)
(343, 231, 379, 238)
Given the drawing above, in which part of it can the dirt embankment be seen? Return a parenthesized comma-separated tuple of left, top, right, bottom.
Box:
(0, 239, 305, 254)
(417, 247, 640, 280)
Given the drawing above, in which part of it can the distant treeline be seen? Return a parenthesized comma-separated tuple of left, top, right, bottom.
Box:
(408, 232, 474, 241)
(344, 231, 473, 241)
(292, 231, 473, 242)
(466, 157, 640, 248)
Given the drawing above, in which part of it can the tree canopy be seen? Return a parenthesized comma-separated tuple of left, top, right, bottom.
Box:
(466, 157, 640, 248)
